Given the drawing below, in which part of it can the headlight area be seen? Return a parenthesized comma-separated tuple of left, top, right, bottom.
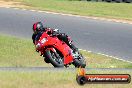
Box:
(41, 38, 47, 44)
(36, 38, 47, 50)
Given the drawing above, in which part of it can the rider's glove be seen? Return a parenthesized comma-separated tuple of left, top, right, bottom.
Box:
(36, 50, 39, 52)
(53, 29, 59, 33)
(52, 29, 60, 36)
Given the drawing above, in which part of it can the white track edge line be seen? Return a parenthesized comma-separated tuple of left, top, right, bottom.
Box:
(79, 49, 132, 64)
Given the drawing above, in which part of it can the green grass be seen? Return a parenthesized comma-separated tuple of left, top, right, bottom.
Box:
(81, 50, 132, 68)
(0, 35, 52, 67)
(0, 34, 132, 68)
(11, 0, 132, 21)
(0, 70, 131, 88)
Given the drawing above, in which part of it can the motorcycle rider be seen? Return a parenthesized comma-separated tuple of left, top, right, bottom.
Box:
(32, 21, 78, 53)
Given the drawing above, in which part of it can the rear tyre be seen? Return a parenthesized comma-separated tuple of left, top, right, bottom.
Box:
(44, 50, 64, 67)
(73, 53, 86, 68)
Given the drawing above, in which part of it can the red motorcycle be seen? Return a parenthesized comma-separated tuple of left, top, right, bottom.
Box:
(35, 30, 86, 68)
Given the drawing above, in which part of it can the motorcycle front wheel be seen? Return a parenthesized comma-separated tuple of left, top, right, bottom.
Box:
(44, 50, 64, 67)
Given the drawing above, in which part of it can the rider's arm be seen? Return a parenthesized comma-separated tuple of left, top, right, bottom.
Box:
(32, 34, 36, 44)
(32, 32, 43, 44)
(35, 32, 43, 41)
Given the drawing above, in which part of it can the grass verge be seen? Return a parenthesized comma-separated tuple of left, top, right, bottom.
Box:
(0, 70, 131, 88)
(8, 0, 132, 21)
(0, 34, 131, 68)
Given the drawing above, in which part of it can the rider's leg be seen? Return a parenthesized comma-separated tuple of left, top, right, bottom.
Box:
(57, 33, 78, 52)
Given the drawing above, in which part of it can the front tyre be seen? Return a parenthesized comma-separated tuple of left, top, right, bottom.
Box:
(44, 50, 64, 67)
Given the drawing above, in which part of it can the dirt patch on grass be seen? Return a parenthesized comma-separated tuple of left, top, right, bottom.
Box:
(0, 0, 29, 8)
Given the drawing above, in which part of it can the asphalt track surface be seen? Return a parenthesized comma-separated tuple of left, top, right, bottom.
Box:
(0, 7, 132, 62)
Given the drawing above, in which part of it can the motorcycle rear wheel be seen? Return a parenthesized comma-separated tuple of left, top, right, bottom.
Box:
(73, 53, 86, 68)
(44, 50, 64, 67)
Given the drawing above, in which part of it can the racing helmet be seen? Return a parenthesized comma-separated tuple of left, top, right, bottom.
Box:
(33, 22, 44, 33)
